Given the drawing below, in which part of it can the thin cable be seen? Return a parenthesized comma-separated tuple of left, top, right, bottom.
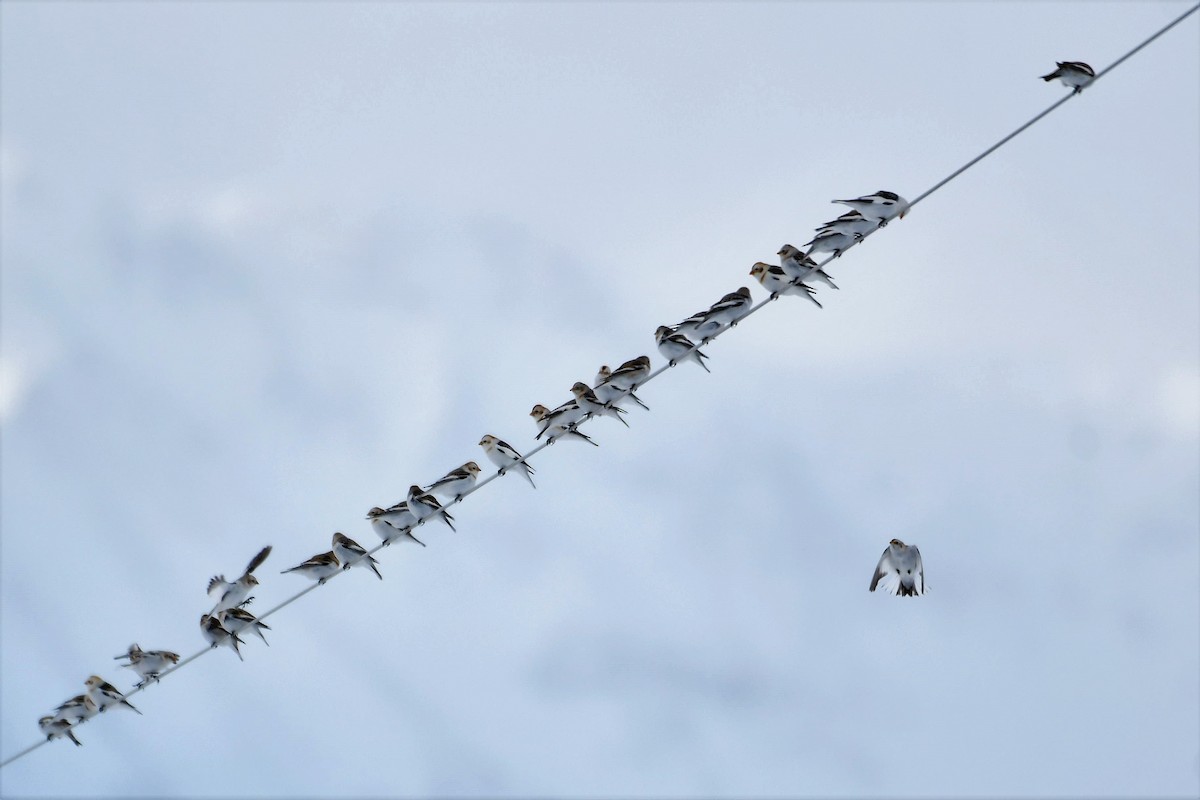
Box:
(3, 3, 1196, 770)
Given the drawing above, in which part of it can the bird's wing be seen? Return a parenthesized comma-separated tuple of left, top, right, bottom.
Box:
(869, 549, 894, 592)
(244, 546, 272, 576)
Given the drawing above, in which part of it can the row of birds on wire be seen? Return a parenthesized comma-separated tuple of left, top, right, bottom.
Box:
(35, 190, 926, 750)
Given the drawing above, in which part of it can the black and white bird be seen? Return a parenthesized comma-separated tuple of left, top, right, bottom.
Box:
(831, 190, 909, 227)
(39, 716, 82, 746)
(114, 644, 181, 688)
(281, 551, 342, 584)
(1040, 61, 1094, 94)
(207, 545, 272, 614)
(571, 381, 629, 427)
(778, 245, 838, 289)
(654, 325, 711, 372)
(817, 210, 880, 240)
(51, 694, 98, 725)
(749, 262, 822, 307)
(531, 403, 597, 446)
(479, 434, 537, 488)
(702, 286, 755, 332)
(332, 532, 383, 580)
(367, 508, 427, 548)
(200, 613, 246, 660)
(406, 485, 457, 531)
(84, 676, 142, 715)
(220, 607, 272, 645)
(424, 462, 482, 502)
(594, 365, 650, 411)
(869, 539, 926, 597)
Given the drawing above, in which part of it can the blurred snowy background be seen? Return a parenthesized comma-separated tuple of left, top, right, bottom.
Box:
(2, 2, 1197, 797)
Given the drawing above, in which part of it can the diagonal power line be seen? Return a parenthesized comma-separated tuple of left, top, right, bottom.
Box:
(3, 1, 1196, 770)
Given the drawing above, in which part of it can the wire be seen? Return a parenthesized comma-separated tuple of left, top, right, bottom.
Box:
(3, 1, 1196, 770)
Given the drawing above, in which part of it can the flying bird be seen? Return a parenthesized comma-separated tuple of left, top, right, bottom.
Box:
(831, 190, 909, 226)
(207, 545, 272, 614)
(39, 716, 82, 746)
(281, 551, 342, 584)
(114, 644, 181, 688)
(1040, 61, 1094, 94)
(424, 462, 482, 502)
(84, 675, 142, 715)
(479, 434, 537, 488)
(332, 531, 383, 580)
(654, 326, 711, 372)
(201, 613, 246, 660)
(749, 262, 822, 306)
(531, 403, 598, 446)
(778, 245, 838, 289)
(869, 539, 926, 597)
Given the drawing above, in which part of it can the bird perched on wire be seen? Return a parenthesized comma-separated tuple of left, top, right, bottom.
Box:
(594, 365, 650, 410)
(201, 613, 246, 660)
(778, 245, 838, 289)
(424, 462, 482, 502)
(51, 694, 98, 725)
(1040, 61, 1094, 94)
(831, 190, 909, 227)
(816, 210, 879, 240)
(803, 229, 859, 259)
(869, 539, 926, 597)
(654, 326, 711, 372)
(207, 545, 272, 613)
(39, 715, 83, 746)
(701, 286, 754, 333)
(605, 356, 652, 393)
(114, 644, 181, 688)
(332, 531, 383, 580)
(281, 551, 342, 584)
(479, 434, 537, 488)
(406, 485, 457, 531)
(531, 403, 597, 446)
(749, 263, 822, 307)
(220, 607, 272, 645)
(84, 676, 142, 715)
(367, 507, 427, 548)
(571, 381, 630, 427)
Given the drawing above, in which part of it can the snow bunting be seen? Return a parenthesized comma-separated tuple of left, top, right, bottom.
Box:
(207, 545, 272, 614)
(281, 551, 342, 584)
(201, 613, 245, 660)
(571, 381, 630, 427)
(220, 607, 272, 645)
(39, 715, 83, 746)
(831, 190, 909, 226)
(531, 403, 598, 446)
(671, 309, 722, 342)
(479, 434, 537, 488)
(869, 538, 926, 597)
(332, 531, 383, 579)
(368, 511, 427, 547)
(803, 229, 859, 259)
(425, 462, 482, 502)
(817, 210, 879, 239)
(114, 644, 181, 687)
(654, 325, 711, 372)
(607, 356, 652, 391)
(52, 694, 98, 724)
(595, 366, 650, 410)
(84, 675, 142, 715)
(703, 286, 754, 330)
(1040, 61, 1094, 94)
(749, 262, 822, 307)
(406, 485, 457, 531)
(778, 245, 838, 289)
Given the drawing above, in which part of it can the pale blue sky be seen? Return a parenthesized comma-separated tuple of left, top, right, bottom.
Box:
(2, 2, 1198, 797)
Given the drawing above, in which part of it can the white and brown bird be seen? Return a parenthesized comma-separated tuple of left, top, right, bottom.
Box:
(84, 675, 142, 715)
(114, 644, 181, 688)
(39, 716, 83, 746)
(368, 508, 427, 548)
(424, 462, 482, 502)
(778, 245, 838, 289)
(607, 356, 651, 391)
(831, 190, 909, 226)
(869, 539, 926, 597)
(655, 325, 711, 372)
(1040, 60, 1094, 94)
(207, 545, 272, 613)
(219, 607, 272, 645)
(406, 485, 457, 531)
(595, 365, 650, 410)
(749, 262, 822, 307)
(531, 403, 598, 446)
(479, 434, 537, 488)
(332, 532, 383, 580)
(703, 286, 755, 331)
(817, 210, 880, 240)
(201, 613, 245, 660)
(52, 694, 98, 725)
(571, 381, 630, 427)
(281, 551, 342, 584)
